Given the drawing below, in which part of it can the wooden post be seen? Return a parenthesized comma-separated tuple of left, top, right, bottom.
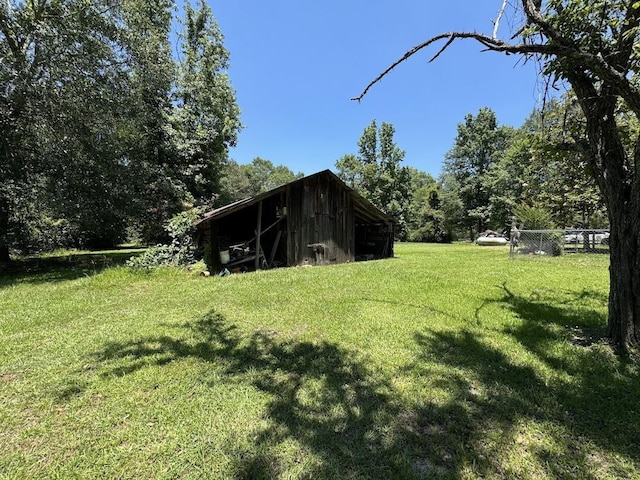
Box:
(269, 230, 282, 266)
(255, 200, 263, 270)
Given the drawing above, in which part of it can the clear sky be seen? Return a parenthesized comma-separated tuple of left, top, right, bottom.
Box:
(207, 1, 546, 177)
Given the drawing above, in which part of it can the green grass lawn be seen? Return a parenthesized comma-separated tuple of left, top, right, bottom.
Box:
(1, 243, 638, 479)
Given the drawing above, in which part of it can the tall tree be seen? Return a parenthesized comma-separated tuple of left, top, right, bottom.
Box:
(0, 0, 139, 254)
(335, 120, 412, 238)
(353, 1, 640, 351)
(439, 172, 466, 239)
(120, 0, 179, 244)
(441, 108, 513, 238)
(483, 131, 534, 230)
(406, 168, 449, 243)
(170, 0, 242, 209)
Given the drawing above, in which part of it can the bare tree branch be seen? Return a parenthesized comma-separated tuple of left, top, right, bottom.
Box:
(428, 34, 455, 63)
(351, 31, 555, 102)
(493, 0, 509, 39)
(352, 23, 640, 115)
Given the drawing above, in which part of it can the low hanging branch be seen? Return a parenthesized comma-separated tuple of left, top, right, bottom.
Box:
(351, 0, 640, 110)
(351, 31, 640, 113)
(350, 31, 548, 102)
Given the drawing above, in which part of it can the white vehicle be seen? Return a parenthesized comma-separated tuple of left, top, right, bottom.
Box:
(564, 232, 584, 243)
(476, 234, 508, 246)
(564, 230, 610, 244)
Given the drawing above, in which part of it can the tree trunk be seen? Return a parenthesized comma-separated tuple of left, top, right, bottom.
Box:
(606, 203, 640, 350)
(569, 77, 640, 351)
(585, 97, 639, 350)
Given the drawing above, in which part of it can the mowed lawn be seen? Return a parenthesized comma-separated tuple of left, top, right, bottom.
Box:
(1, 243, 638, 479)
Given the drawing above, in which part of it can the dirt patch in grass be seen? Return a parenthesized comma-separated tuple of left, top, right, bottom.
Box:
(1, 372, 19, 382)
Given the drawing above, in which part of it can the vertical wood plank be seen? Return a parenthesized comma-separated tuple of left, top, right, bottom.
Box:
(255, 200, 263, 270)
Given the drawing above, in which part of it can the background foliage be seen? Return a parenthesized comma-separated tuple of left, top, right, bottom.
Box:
(337, 97, 606, 243)
(0, 0, 240, 257)
(1, 1, 616, 257)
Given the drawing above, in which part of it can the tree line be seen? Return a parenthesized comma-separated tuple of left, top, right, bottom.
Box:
(1, 0, 611, 260)
(336, 93, 609, 243)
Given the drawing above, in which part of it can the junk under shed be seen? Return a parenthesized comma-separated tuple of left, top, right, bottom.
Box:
(196, 170, 394, 273)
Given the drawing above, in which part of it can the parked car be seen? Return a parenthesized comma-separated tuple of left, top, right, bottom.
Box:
(564, 232, 584, 243)
(599, 232, 610, 245)
(564, 231, 610, 244)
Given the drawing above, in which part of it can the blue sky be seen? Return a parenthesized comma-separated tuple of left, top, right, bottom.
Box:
(207, 1, 547, 177)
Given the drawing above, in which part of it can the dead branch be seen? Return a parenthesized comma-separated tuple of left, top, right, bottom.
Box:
(351, 24, 639, 109)
(428, 34, 455, 63)
(351, 31, 554, 102)
(493, 0, 509, 39)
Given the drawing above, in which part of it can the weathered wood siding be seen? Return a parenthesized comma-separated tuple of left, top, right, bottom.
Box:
(287, 174, 354, 266)
(196, 170, 392, 272)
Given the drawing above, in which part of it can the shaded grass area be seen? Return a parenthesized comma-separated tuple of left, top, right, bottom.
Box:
(1, 243, 638, 479)
(0, 247, 145, 288)
(91, 311, 406, 478)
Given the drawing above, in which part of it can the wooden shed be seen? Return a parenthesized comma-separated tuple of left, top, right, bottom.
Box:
(196, 170, 394, 272)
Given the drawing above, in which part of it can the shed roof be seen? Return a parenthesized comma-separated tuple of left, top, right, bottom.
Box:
(196, 169, 393, 227)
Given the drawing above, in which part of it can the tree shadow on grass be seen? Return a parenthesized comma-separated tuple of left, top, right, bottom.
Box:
(88, 310, 417, 479)
(0, 248, 144, 289)
(405, 285, 640, 478)
(496, 282, 609, 344)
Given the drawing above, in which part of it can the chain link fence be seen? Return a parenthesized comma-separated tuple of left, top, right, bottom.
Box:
(509, 229, 610, 257)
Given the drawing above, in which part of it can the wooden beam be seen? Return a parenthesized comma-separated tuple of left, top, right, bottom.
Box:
(269, 230, 282, 266)
(255, 200, 263, 270)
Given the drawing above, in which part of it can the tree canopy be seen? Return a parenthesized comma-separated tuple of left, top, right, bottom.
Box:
(0, 0, 241, 253)
(335, 120, 413, 239)
(220, 158, 303, 203)
(441, 108, 514, 237)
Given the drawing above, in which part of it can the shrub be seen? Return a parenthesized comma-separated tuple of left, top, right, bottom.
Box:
(127, 209, 200, 270)
(513, 204, 555, 230)
(408, 223, 451, 243)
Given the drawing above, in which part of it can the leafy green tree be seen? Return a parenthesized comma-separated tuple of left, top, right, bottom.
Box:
(481, 97, 607, 233)
(335, 154, 362, 189)
(353, 0, 640, 350)
(439, 173, 465, 240)
(406, 169, 449, 243)
(119, 0, 180, 244)
(483, 131, 534, 231)
(169, 0, 242, 209)
(526, 95, 607, 228)
(131, 0, 242, 243)
(441, 108, 513, 238)
(0, 0, 242, 253)
(336, 120, 412, 239)
(0, 0, 141, 254)
(220, 158, 303, 203)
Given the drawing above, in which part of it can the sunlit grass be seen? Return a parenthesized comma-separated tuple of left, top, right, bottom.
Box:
(1, 243, 638, 479)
